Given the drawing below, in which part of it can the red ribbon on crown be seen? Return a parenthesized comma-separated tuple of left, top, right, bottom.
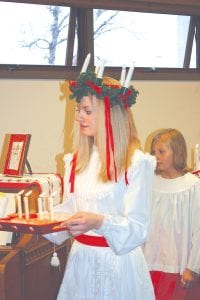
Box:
(86, 80, 102, 94)
(118, 89, 132, 109)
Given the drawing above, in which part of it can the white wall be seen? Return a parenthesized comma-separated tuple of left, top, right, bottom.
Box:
(133, 81, 200, 167)
(0, 80, 66, 174)
(0, 79, 200, 176)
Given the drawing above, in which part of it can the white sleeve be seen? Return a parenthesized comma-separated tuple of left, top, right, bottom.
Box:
(187, 180, 200, 274)
(95, 153, 156, 255)
(44, 231, 70, 245)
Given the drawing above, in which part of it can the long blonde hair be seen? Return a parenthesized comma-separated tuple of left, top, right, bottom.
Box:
(72, 77, 140, 182)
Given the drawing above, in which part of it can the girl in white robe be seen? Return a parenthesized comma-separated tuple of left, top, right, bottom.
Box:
(143, 128, 200, 300)
(45, 62, 156, 300)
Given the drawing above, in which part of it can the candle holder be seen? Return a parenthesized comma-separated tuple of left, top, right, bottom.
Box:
(0, 189, 70, 234)
(121, 86, 129, 94)
(0, 212, 70, 234)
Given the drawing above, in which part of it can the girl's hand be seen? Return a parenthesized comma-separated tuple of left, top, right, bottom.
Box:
(181, 268, 199, 289)
(60, 211, 104, 236)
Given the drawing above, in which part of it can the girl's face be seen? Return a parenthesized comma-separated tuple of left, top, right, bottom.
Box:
(75, 96, 96, 137)
(152, 140, 176, 177)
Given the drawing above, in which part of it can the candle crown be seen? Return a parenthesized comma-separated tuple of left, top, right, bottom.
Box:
(69, 69, 138, 108)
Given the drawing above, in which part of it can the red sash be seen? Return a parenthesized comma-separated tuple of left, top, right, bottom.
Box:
(75, 234, 109, 247)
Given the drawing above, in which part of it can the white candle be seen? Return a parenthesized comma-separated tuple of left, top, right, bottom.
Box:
(80, 53, 91, 73)
(48, 191, 57, 221)
(38, 192, 46, 220)
(95, 65, 100, 76)
(48, 197, 54, 221)
(97, 60, 105, 79)
(120, 65, 126, 86)
(195, 144, 200, 171)
(17, 189, 24, 218)
(24, 190, 32, 219)
(124, 64, 135, 88)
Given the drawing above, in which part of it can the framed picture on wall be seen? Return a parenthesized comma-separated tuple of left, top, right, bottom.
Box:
(3, 134, 31, 177)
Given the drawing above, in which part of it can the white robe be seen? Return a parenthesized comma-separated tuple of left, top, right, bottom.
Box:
(45, 148, 156, 300)
(143, 173, 200, 275)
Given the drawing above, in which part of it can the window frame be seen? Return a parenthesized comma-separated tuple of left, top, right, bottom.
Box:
(0, 0, 200, 80)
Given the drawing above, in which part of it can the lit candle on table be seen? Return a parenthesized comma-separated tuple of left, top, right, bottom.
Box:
(17, 189, 24, 218)
(124, 63, 135, 88)
(80, 53, 91, 73)
(120, 65, 126, 86)
(24, 190, 32, 219)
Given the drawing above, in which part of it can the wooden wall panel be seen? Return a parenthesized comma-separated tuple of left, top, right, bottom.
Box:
(5, 0, 200, 16)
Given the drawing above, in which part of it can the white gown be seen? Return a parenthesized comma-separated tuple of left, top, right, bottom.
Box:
(46, 148, 156, 300)
(143, 173, 200, 275)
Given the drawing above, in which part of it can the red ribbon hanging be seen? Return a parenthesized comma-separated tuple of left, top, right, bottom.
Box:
(69, 152, 78, 193)
(104, 96, 117, 182)
(125, 170, 129, 185)
(104, 97, 111, 180)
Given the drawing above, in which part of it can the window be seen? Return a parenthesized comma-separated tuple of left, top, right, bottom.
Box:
(94, 10, 195, 68)
(0, 0, 199, 80)
(0, 2, 71, 65)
